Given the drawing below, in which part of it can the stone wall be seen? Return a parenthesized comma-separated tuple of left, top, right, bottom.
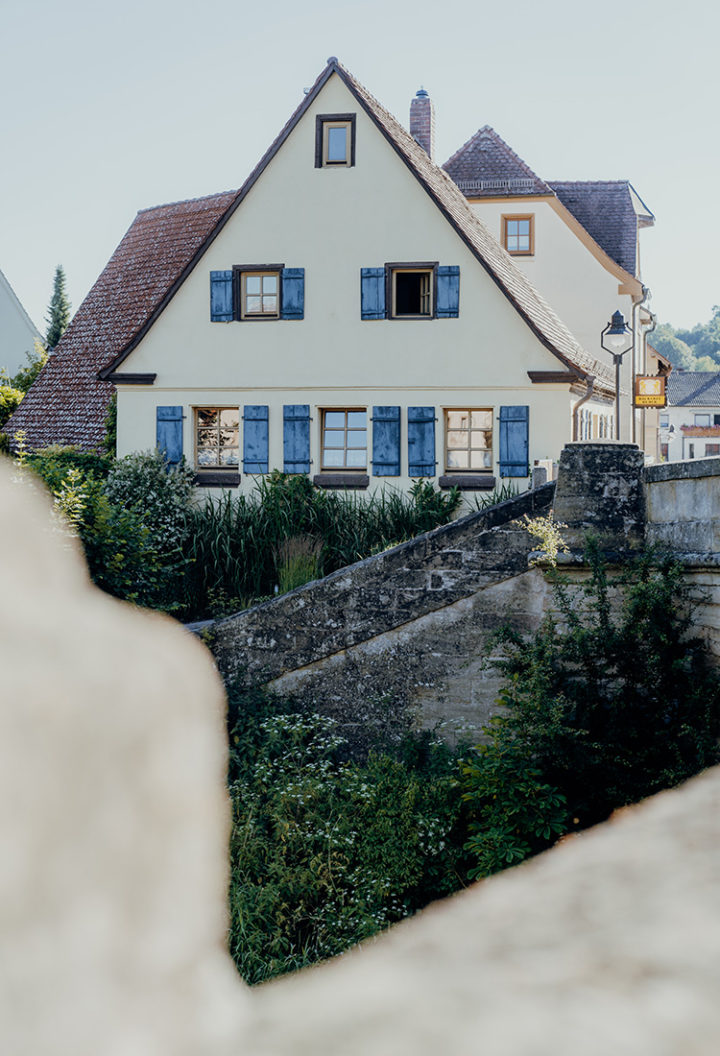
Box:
(212, 484, 554, 743)
(212, 442, 658, 745)
(645, 456, 720, 659)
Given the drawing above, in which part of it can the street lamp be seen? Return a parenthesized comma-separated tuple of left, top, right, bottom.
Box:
(601, 310, 633, 440)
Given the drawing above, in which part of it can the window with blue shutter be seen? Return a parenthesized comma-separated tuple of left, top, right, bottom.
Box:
(210, 271, 233, 322)
(156, 406, 184, 466)
(281, 269, 305, 319)
(283, 405, 311, 473)
(361, 268, 386, 319)
(408, 406, 436, 477)
(436, 266, 460, 318)
(499, 405, 529, 477)
(371, 406, 401, 476)
(243, 405, 269, 473)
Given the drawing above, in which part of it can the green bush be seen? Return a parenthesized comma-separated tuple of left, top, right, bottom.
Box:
(461, 541, 720, 879)
(226, 685, 469, 984)
(0, 385, 24, 430)
(22, 446, 193, 612)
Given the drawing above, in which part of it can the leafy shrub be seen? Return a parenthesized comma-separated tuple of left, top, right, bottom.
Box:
(226, 684, 469, 984)
(0, 385, 24, 430)
(26, 445, 112, 490)
(104, 449, 195, 550)
(461, 541, 720, 878)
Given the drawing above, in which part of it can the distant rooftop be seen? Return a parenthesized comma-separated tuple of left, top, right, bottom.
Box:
(443, 124, 654, 276)
(667, 371, 720, 408)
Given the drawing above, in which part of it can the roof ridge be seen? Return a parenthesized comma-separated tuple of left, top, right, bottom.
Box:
(549, 179, 630, 187)
(136, 189, 237, 215)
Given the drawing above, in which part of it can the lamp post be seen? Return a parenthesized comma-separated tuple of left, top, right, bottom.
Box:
(601, 310, 634, 441)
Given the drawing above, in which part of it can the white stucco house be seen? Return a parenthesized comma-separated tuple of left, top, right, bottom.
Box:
(660, 372, 720, 462)
(0, 268, 41, 379)
(8, 58, 657, 493)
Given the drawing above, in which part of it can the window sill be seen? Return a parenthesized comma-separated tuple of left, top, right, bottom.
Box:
(313, 473, 369, 490)
(193, 471, 240, 488)
(439, 473, 496, 490)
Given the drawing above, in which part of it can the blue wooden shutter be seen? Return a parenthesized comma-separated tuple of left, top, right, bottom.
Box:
(371, 406, 401, 476)
(281, 268, 305, 319)
(436, 266, 460, 318)
(361, 267, 386, 319)
(156, 406, 183, 466)
(283, 405, 311, 473)
(499, 405, 529, 477)
(408, 406, 436, 477)
(210, 270, 233, 322)
(243, 405, 269, 473)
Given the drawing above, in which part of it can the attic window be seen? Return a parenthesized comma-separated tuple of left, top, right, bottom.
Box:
(315, 114, 356, 167)
(502, 214, 534, 255)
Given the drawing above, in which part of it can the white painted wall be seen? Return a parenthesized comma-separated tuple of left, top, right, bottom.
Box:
(467, 197, 637, 358)
(116, 72, 603, 493)
(0, 269, 41, 378)
(661, 404, 720, 462)
(468, 196, 638, 439)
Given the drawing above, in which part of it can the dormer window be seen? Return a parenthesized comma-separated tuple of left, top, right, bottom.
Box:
(502, 214, 534, 255)
(315, 114, 356, 167)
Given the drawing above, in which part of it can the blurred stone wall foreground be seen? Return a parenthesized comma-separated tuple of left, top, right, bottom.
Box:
(2, 453, 720, 1056)
(0, 459, 249, 1056)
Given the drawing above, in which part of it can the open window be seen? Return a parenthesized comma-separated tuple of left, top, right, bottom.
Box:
(391, 267, 433, 318)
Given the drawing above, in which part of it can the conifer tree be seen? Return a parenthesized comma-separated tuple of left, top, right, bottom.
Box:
(45, 265, 71, 349)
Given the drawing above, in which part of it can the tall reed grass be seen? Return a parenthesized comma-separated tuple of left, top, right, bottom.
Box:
(181, 473, 461, 619)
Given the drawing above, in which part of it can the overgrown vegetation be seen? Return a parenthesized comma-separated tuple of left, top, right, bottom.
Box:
(180, 472, 462, 618)
(460, 540, 720, 878)
(226, 684, 470, 984)
(7, 440, 720, 982)
(13, 449, 461, 618)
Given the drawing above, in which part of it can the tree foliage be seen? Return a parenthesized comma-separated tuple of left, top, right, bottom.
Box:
(652, 307, 720, 371)
(45, 265, 71, 349)
(461, 541, 720, 879)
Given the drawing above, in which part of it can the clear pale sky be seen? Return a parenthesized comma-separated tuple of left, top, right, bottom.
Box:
(2, 0, 717, 339)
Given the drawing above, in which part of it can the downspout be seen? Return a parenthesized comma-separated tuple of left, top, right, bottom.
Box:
(642, 309, 657, 456)
(631, 284, 651, 443)
(572, 375, 595, 441)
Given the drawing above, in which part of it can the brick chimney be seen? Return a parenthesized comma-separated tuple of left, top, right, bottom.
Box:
(410, 87, 435, 161)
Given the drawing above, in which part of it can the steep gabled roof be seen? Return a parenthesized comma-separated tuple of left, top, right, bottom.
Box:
(6, 191, 236, 448)
(442, 125, 554, 198)
(549, 180, 646, 275)
(8, 59, 612, 450)
(667, 371, 720, 408)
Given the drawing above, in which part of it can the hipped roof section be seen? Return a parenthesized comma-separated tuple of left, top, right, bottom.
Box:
(5, 191, 236, 448)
